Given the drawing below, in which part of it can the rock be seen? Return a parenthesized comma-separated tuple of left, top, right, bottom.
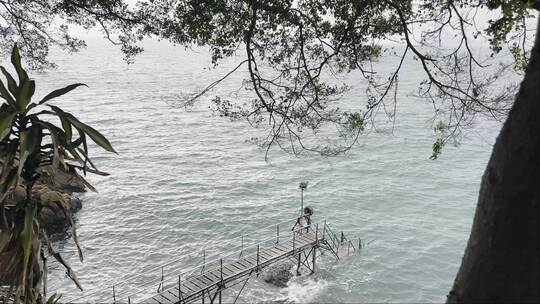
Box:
(38, 165, 86, 193)
(263, 262, 294, 287)
(69, 196, 82, 211)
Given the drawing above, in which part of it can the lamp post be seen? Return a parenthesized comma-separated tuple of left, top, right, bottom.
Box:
(299, 182, 308, 215)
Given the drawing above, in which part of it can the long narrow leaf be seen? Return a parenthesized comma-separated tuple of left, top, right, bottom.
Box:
(49, 106, 116, 153)
(0, 168, 17, 202)
(11, 45, 28, 84)
(0, 77, 16, 108)
(0, 112, 16, 140)
(38, 84, 87, 105)
(46, 199, 83, 262)
(0, 66, 18, 96)
(16, 79, 35, 111)
(42, 233, 83, 291)
(20, 204, 37, 294)
(17, 126, 41, 178)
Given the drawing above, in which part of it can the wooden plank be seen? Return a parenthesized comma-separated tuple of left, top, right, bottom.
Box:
(166, 290, 180, 302)
(181, 282, 197, 294)
(152, 293, 173, 304)
(228, 262, 244, 272)
(266, 247, 282, 255)
(235, 259, 251, 268)
(222, 265, 236, 276)
(188, 278, 205, 290)
(265, 247, 283, 258)
(197, 274, 214, 286)
(203, 273, 217, 284)
(206, 270, 222, 282)
(244, 256, 257, 265)
(145, 297, 163, 304)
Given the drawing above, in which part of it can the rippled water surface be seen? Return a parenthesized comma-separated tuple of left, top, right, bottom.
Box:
(28, 38, 502, 303)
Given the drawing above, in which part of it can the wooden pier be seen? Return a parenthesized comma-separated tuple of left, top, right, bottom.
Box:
(143, 221, 354, 304)
(74, 219, 360, 304)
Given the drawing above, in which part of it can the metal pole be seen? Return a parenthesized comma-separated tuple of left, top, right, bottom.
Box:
(220, 258, 223, 283)
(202, 249, 206, 273)
(161, 266, 164, 292)
(240, 235, 244, 258)
(43, 255, 47, 298)
(311, 247, 316, 274)
(315, 223, 319, 243)
(179, 274, 182, 300)
(296, 252, 301, 276)
(301, 188, 304, 215)
(256, 245, 260, 269)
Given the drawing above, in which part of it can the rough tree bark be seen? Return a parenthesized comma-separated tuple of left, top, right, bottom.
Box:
(447, 16, 540, 303)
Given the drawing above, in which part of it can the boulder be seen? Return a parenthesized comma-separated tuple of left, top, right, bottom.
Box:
(263, 262, 294, 287)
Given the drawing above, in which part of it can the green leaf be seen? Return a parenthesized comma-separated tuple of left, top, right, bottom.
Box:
(0, 167, 17, 202)
(0, 76, 16, 108)
(0, 66, 18, 96)
(20, 204, 37, 293)
(49, 106, 117, 153)
(59, 115, 72, 142)
(35, 121, 62, 168)
(16, 79, 35, 111)
(11, 44, 28, 84)
(18, 126, 42, 178)
(0, 112, 16, 141)
(38, 83, 88, 105)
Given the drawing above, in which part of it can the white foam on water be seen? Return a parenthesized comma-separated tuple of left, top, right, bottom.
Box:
(285, 276, 329, 303)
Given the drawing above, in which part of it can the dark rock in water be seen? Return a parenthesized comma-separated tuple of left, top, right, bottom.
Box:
(263, 262, 294, 287)
(70, 196, 83, 211)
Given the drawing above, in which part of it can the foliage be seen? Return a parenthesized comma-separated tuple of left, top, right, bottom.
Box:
(0, 45, 115, 303)
(1, 0, 536, 158)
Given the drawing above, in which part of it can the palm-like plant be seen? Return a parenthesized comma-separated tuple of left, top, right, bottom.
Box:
(0, 45, 116, 303)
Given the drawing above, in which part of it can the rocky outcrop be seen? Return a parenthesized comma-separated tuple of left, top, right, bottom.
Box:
(263, 262, 294, 287)
(4, 166, 87, 232)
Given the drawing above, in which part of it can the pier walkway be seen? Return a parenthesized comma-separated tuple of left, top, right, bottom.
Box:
(75, 219, 360, 304)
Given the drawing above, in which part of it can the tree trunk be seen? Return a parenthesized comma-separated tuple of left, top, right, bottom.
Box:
(447, 17, 540, 303)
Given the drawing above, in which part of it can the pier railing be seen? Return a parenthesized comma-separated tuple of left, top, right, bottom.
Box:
(71, 217, 361, 304)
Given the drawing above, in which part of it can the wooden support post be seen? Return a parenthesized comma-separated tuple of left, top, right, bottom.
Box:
(128, 296, 131, 304)
(322, 220, 326, 239)
(276, 224, 280, 243)
(112, 285, 116, 304)
(359, 237, 362, 249)
(293, 232, 296, 251)
(340, 231, 345, 244)
(218, 290, 222, 304)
